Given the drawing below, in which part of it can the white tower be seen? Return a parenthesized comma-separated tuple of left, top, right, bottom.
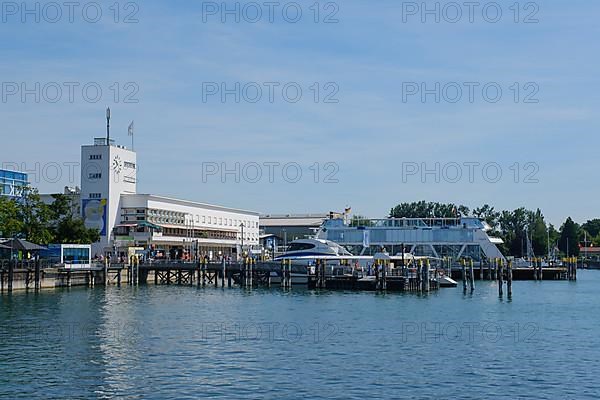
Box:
(80, 137, 137, 256)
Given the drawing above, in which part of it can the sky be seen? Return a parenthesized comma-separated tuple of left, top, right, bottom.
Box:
(1, 0, 598, 226)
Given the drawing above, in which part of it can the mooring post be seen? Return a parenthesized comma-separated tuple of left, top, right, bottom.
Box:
(196, 260, 201, 287)
(507, 260, 513, 298)
(574, 257, 577, 281)
(424, 259, 430, 292)
(35, 256, 41, 291)
(498, 259, 504, 297)
(487, 258, 491, 281)
(479, 259, 483, 282)
(461, 259, 467, 292)
(104, 258, 108, 286)
(228, 262, 232, 288)
(469, 259, 475, 291)
(8, 259, 15, 293)
(539, 257, 543, 282)
(382, 260, 388, 291)
(221, 259, 226, 288)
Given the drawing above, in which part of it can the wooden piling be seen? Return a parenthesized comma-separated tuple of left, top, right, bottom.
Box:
(424, 260, 430, 292)
(104, 258, 109, 286)
(196, 261, 201, 287)
(221, 259, 226, 288)
(469, 260, 475, 291)
(34, 257, 40, 291)
(507, 260, 513, 298)
(461, 259, 467, 292)
(498, 259, 503, 297)
(8, 259, 14, 293)
(479, 259, 483, 282)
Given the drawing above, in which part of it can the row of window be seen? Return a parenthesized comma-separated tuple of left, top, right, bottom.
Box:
(121, 208, 258, 230)
(89, 154, 102, 160)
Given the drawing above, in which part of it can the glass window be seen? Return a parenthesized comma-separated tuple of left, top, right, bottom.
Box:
(63, 247, 90, 265)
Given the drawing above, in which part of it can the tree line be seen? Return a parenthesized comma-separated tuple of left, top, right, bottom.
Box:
(388, 201, 598, 257)
(0, 188, 100, 245)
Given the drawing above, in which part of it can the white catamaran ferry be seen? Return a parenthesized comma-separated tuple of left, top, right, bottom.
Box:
(314, 217, 506, 264)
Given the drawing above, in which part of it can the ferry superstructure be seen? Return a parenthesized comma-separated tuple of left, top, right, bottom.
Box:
(315, 217, 506, 263)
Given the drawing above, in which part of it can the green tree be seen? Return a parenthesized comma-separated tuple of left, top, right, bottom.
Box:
(528, 209, 548, 257)
(497, 208, 532, 257)
(16, 188, 53, 244)
(390, 201, 469, 218)
(472, 204, 500, 231)
(0, 196, 23, 238)
(49, 194, 100, 244)
(581, 219, 600, 238)
(559, 217, 580, 256)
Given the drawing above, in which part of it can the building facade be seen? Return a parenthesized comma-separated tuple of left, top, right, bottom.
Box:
(79, 136, 259, 259)
(80, 138, 137, 255)
(115, 194, 259, 260)
(0, 169, 28, 197)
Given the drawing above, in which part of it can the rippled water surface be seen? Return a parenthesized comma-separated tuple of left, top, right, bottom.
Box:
(1, 271, 599, 399)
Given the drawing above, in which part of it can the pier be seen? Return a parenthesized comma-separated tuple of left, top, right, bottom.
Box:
(0, 257, 576, 294)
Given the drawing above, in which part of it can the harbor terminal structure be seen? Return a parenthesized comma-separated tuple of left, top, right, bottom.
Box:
(43, 135, 259, 260)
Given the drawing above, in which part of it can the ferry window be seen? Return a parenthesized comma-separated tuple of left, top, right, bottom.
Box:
(287, 243, 315, 251)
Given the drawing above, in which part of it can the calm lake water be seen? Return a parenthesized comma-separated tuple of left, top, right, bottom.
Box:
(1, 271, 599, 399)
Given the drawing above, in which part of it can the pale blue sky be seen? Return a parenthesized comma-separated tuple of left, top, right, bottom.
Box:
(1, 0, 598, 226)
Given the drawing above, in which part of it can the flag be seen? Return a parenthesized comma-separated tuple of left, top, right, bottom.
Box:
(128, 121, 134, 136)
(362, 230, 370, 248)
